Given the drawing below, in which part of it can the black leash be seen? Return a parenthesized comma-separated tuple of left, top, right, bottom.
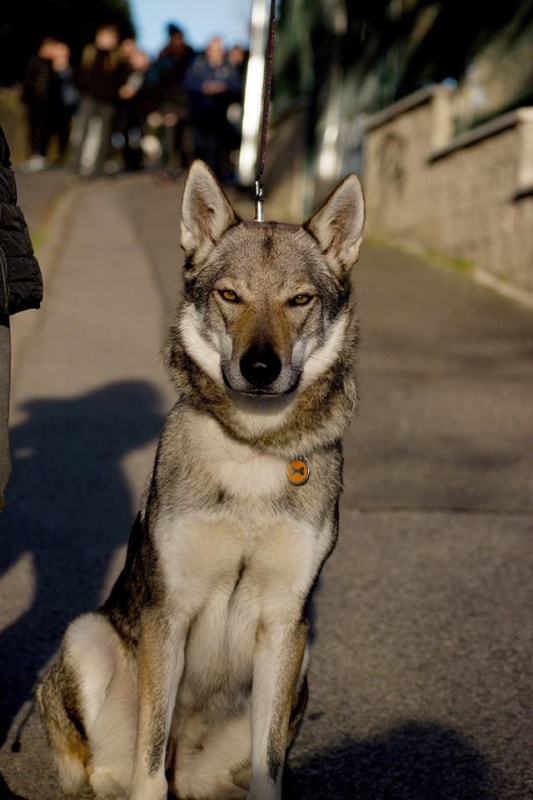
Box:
(254, 0, 277, 222)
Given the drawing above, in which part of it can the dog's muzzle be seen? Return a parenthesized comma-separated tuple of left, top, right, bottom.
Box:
(239, 342, 282, 389)
(221, 342, 300, 396)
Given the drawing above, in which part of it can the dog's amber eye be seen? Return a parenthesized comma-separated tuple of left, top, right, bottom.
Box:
(218, 289, 240, 303)
(290, 294, 313, 306)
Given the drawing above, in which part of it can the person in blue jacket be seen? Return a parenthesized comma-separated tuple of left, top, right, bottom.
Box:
(183, 36, 242, 181)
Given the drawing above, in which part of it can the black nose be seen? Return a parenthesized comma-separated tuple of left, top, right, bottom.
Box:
(240, 342, 282, 387)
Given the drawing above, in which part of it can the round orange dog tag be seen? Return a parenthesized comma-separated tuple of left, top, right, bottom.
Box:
(286, 457, 310, 486)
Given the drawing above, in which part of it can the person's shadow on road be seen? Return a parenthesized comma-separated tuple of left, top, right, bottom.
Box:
(0, 380, 165, 750)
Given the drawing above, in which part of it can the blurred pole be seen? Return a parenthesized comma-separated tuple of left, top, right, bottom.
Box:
(316, 0, 347, 185)
(238, 0, 269, 186)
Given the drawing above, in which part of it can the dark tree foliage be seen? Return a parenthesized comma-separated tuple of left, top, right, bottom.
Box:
(275, 0, 532, 115)
(0, 0, 135, 86)
(394, 0, 533, 98)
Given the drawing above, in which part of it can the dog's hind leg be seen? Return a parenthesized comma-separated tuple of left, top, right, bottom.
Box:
(68, 612, 137, 797)
(40, 611, 137, 799)
(37, 658, 91, 795)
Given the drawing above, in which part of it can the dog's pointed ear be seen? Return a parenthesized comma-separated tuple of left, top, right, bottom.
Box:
(305, 173, 365, 278)
(181, 160, 239, 261)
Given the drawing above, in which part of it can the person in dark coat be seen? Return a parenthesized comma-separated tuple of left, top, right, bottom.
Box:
(22, 38, 79, 170)
(70, 24, 129, 176)
(47, 41, 80, 164)
(21, 37, 57, 171)
(113, 40, 151, 172)
(183, 36, 242, 181)
(0, 126, 43, 509)
(145, 23, 195, 175)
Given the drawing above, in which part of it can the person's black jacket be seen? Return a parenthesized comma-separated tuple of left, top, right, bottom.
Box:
(0, 126, 43, 315)
(75, 45, 129, 103)
(22, 54, 54, 107)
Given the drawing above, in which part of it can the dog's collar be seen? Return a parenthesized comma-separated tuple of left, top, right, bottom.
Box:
(286, 457, 311, 486)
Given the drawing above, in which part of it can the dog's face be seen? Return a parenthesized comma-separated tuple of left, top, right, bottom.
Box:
(178, 161, 365, 398)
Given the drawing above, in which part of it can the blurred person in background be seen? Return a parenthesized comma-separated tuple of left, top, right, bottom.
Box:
(144, 23, 195, 179)
(183, 36, 242, 182)
(225, 44, 247, 173)
(21, 37, 58, 172)
(0, 126, 42, 510)
(113, 39, 151, 172)
(46, 41, 80, 165)
(227, 44, 247, 84)
(21, 38, 79, 170)
(69, 24, 129, 177)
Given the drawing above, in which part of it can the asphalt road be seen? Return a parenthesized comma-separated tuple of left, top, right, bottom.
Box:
(0, 168, 532, 799)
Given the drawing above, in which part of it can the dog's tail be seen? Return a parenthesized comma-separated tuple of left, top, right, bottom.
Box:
(36, 660, 90, 794)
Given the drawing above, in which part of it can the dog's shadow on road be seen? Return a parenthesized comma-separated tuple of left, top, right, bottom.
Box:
(0, 380, 165, 750)
(285, 721, 497, 799)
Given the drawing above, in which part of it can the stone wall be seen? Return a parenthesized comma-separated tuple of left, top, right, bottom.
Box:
(264, 84, 533, 302)
(363, 85, 533, 301)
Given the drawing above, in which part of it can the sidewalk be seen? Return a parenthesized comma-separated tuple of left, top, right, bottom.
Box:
(1, 170, 177, 799)
(1, 166, 532, 799)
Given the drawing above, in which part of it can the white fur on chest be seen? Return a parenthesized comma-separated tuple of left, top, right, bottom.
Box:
(158, 509, 320, 603)
(157, 413, 328, 612)
(192, 413, 287, 499)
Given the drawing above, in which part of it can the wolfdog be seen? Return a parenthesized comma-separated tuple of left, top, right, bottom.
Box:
(37, 160, 365, 800)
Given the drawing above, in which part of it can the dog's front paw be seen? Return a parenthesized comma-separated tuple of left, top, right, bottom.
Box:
(129, 772, 168, 800)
